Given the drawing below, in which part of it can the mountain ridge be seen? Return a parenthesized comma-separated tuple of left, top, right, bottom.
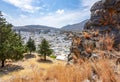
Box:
(13, 25, 59, 32)
(61, 19, 88, 32)
(13, 20, 88, 32)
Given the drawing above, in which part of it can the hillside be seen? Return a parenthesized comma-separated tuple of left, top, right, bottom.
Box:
(13, 20, 89, 33)
(0, 53, 66, 82)
(13, 25, 59, 32)
(61, 19, 88, 32)
(0, 53, 120, 82)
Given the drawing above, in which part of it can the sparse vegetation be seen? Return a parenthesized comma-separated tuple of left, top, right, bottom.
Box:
(99, 34, 114, 51)
(50, 55, 56, 59)
(83, 31, 91, 39)
(7, 58, 120, 82)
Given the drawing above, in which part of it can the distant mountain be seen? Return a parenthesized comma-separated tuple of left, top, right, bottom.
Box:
(13, 20, 88, 33)
(61, 19, 88, 32)
(13, 25, 59, 32)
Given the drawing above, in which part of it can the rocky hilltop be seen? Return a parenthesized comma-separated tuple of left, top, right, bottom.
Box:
(85, 0, 120, 48)
(68, 0, 120, 63)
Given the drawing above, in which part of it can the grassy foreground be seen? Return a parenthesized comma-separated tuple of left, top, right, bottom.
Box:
(0, 53, 120, 82)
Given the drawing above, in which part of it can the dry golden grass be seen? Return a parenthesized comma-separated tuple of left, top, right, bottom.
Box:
(94, 30, 99, 37)
(0, 53, 55, 82)
(43, 61, 92, 82)
(83, 32, 91, 39)
(104, 34, 114, 51)
(84, 43, 95, 54)
(1, 53, 120, 82)
(11, 67, 44, 82)
(10, 58, 120, 82)
(99, 34, 114, 51)
(92, 59, 117, 82)
(72, 37, 81, 46)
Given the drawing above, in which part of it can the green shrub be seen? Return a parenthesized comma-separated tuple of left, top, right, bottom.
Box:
(50, 55, 56, 59)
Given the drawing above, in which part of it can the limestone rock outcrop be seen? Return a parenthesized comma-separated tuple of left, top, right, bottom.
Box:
(85, 0, 120, 49)
(68, 0, 120, 63)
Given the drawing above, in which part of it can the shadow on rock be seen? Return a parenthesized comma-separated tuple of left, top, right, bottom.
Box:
(24, 54, 36, 59)
(0, 64, 24, 76)
(37, 59, 53, 64)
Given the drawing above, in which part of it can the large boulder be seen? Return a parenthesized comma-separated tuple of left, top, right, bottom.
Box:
(68, 0, 120, 63)
(84, 0, 120, 49)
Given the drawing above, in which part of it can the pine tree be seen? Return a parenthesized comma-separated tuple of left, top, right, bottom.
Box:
(26, 37, 36, 55)
(38, 38, 53, 61)
(0, 11, 25, 67)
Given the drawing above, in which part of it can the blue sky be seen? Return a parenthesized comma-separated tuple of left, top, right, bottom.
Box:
(0, 0, 99, 28)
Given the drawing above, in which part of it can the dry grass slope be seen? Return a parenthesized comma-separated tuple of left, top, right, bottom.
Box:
(10, 58, 120, 82)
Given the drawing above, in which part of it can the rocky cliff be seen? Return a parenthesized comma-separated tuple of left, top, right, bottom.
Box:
(84, 0, 120, 48)
(68, 0, 120, 63)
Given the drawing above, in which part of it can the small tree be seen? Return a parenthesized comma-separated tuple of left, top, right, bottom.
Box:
(0, 11, 25, 67)
(26, 37, 36, 55)
(38, 38, 52, 61)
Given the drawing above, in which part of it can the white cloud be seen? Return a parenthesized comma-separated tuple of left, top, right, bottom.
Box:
(2, 0, 41, 13)
(20, 14, 27, 18)
(5, 9, 90, 28)
(4, 0, 100, 28)
(56, 9, 64, 15)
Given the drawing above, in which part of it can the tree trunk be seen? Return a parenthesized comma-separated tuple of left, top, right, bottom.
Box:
(1, 59, 5, 68)
(44, 55, 46, 61)
(30, 51, 31, 55)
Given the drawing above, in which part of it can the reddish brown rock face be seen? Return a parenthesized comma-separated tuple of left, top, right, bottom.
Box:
(84, 0, 120, 49)
(68, 0, 120, 63)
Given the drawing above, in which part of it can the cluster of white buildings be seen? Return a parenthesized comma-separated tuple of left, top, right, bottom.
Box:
(17, 30, 72, 60)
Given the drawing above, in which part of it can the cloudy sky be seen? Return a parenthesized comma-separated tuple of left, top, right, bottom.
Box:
(0, 0, 99, 28)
